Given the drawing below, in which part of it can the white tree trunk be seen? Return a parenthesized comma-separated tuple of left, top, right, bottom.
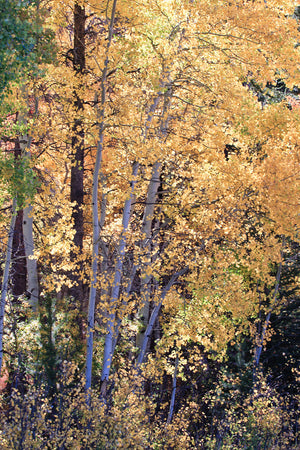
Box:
(85, 135, 102, 393)
(101, 161, 139, 388)
(99, 78, 173, 392)
(23, 204, 39, 311)
(100, 94, 164, 391)
(85, 0, 118, 393)
(136, 83, 172, 351)
(19, 89, 39, 312)
(136, 161, 162, 350)
(136, 267, 188, 367)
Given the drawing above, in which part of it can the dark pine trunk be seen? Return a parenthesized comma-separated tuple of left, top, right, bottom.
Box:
(11, 138, 27, 298)
(69, 3, 86, 334)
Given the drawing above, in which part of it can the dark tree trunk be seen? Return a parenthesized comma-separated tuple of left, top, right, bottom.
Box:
(71, 2, 85, 251)
(11, 138, 27, 298)
(11, 210, 27, 298)
(69, 3, 86, 333)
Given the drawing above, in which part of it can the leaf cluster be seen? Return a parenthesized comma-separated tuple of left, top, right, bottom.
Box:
(0, 0, 55, 96)
(0, 153, 39, 209)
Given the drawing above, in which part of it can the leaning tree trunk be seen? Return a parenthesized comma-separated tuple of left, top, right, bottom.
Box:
(136, 161, 162, 351)
(136, 82, 172, 353)
(99, 94, 163, 395)
(167, 354, 179, 425)
(136, 267, 188, 367)
(100, 161, 139, 395)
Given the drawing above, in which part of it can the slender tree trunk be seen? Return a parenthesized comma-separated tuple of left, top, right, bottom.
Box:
(23, 204, 39, 311)
(136, 161, 162, 351)
(11, 139, 27, 299)
(100, 87, 171, 394)
(100, 93, 165, 394)
(101, 161, 139, 394)
(136, 267, 188, 367)
(0, 199, 17, 374)
(85, 125, 102, 394)
(85, 0, 118, 394)
(136, 83, 172, 352)
(20, 90, 39, 312)
(71, 1, 85, 247)
(167, 354, 179, 424)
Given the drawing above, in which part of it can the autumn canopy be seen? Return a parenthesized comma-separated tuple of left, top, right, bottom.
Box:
(0, 0, 299, 448)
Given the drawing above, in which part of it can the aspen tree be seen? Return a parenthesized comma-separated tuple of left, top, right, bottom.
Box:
(19, 95, 39, 311)
(4, 0, 297, 409)
(23, 204, 39, 311)
(0, 0, 299, 445)
(85, 0, 118, 393)
(0, 0, 53, 374)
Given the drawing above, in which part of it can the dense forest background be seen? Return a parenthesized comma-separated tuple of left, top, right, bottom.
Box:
(0, 0, 299, 448)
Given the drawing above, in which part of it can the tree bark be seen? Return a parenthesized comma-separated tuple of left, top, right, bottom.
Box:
(20, 89, 39, 312)
(101, 161, 139, 390)
(85, 0, 118, 394)
(0, 199, 17, 374)
(11, 209, 27, 298)
(136, 161, 162, 351)
(70, 2, 86, 324)
(23, 204, 39, 311)
(11, 138, 27, 299)
(136, 267, 188, 367)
